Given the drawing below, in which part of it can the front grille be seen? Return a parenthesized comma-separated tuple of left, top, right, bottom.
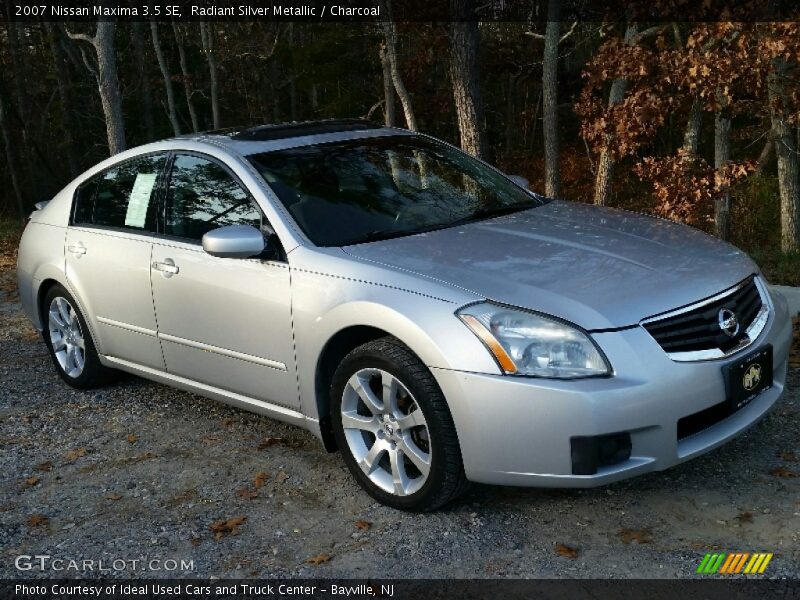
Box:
(643, 276, 763, 356)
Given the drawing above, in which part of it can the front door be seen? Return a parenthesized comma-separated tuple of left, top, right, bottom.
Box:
(149, 153, 298, 408)
(65, 153, 167, 370)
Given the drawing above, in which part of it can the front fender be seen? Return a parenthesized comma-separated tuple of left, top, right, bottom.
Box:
(288, 250, 501, 421)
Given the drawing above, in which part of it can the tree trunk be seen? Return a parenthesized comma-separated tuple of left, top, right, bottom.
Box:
(132, 22, 156, 140)
(448, 0, 488, 160)
(151, 21, 181, 136)
(380, 1, 418, 131)
(593, 23, 638, 206)
(714, 109, 732, 240)
(0, 91, 26, 222)
(94, 23, 126, 155)
(7, 21, 31, 156)
(172, 22, 199, 132)
(44, 22, 79, 176)
(379, 42, 397, 127)
(542, 0, 561, 197)
(200, 22, 220, 129)
(755, 139, 773, 177)
(769, 59, 800, 252)
(504, 73, 519, 154)
(682, 98, 702, 155)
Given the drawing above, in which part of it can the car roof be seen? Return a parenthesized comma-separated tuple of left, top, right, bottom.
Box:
(170, 119, 415, 156)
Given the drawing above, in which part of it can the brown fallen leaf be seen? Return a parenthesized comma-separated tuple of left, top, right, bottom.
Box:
(555, 543, 579, 559)
(618, 528, 652, 544)
(27, 514, 48, 527)
(190, 536, 202, 547)
(355, 520, 372, 531)
(121, 452, 157, 465)
(209, 516, 247, 540)
(105, 493, 122, 501)
(307, 554, 332, 565)
(221, 419, 233, 428)
(237, 487, 259, 499)
(778, 451, 798, 462)
(275, 471, 289, 483)
(201, 436, 221, 444)
(34, 461, 53, 472)
(64, 448, 86, 463)
(127, 434, 138, 444)
(257, 437, 282, 449)
(735, 511, 753, 523)
(770, 466, 797, 478)
(25, 476, 40, 487)
(254, 471, 269, 489)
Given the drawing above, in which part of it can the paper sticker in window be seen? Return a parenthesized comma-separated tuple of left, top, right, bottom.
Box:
(125, 173, 157, 228)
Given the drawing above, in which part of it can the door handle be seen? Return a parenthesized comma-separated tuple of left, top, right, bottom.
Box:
(67, 243, 86, 255)
(151, 259, 180, 276)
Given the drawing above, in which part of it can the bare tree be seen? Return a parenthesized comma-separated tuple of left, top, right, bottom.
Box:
(0, 89, 26, 221)
(43, 22, 79, 176)
(150, 21, 181, 136)
(527, 0, 577, 196)
(131, 22, 156, 141)
(379, 42, 397, 127)
(769, 57, 800, 252)
(714, 106, 732, 239)
(380, 0, 418, 131)
(172, 22, 200, 132)
(66, 22, 126, 155)
(200, 22, 220, 129)
(448, 0, 487, 159)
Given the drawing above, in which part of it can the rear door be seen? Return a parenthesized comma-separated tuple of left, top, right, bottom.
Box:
(65, 153, 167, 369)
(149, 153, 298, 408)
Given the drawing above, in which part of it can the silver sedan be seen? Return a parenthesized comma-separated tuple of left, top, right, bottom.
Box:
(16, 121, 793, 510)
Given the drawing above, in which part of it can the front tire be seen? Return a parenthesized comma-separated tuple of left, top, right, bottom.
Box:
(42, 284, 117, 389)
(331, 337, 469, 511)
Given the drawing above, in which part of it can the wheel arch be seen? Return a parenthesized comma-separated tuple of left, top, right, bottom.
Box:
(314, 325, 395, 452)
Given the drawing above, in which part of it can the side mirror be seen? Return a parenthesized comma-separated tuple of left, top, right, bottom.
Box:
(507, 175, 530, 189)
(202, 224, 266, 259)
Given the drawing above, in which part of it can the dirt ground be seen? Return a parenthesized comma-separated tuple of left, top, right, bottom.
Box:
(1, 254, 798, 580)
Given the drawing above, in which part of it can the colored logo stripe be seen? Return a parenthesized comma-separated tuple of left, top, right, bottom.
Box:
(697, 552, 773, 574)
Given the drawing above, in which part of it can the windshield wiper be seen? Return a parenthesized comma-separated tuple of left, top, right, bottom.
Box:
(344, 228, 419, 245)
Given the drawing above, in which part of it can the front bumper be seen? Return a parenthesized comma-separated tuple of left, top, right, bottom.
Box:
(434, 287, 793, 487)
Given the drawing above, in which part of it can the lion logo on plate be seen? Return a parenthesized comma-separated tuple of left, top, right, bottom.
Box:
(718, 308, 739, 337)
(743, 364, 762, 391)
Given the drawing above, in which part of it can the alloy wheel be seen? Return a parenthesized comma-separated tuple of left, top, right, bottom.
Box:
(48, 296, 86, 378)
(341, 368, 432, 496)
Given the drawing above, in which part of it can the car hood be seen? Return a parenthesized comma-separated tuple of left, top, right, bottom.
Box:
(341, 200, 757, 330)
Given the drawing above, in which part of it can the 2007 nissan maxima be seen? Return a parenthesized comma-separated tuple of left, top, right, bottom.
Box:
(17, 120, 792, 511)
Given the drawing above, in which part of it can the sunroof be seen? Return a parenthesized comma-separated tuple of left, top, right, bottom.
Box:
(230, 120, 377, 142)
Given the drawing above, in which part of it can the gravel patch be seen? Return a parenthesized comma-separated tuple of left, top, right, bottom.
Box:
(1, 263, 798, 579)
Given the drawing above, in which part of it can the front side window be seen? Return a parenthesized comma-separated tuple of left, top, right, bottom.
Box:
(248, 135, 542, 247)
(73, 153, 166, 232)
(165, 154, 261, 241)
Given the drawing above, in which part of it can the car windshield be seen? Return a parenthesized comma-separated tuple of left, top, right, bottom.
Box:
(248, 135, 543, 247)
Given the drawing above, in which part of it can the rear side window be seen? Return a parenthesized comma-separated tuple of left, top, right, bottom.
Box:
(73, 154, 167, 232)
(165, 154, 261, 241)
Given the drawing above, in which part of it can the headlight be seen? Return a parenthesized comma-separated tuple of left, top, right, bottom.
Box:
(457, 303, 610, 378)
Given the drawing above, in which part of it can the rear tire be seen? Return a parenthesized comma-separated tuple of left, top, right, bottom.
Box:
(331, 337, 470, 511)
(42, 284, 117, 389)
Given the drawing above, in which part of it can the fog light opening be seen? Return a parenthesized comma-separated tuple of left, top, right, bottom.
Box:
(571, 432, 632, 475)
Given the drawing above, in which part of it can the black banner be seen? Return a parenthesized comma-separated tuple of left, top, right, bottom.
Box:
(3, 579, 800, 600)
(2, 0, 799, 22)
